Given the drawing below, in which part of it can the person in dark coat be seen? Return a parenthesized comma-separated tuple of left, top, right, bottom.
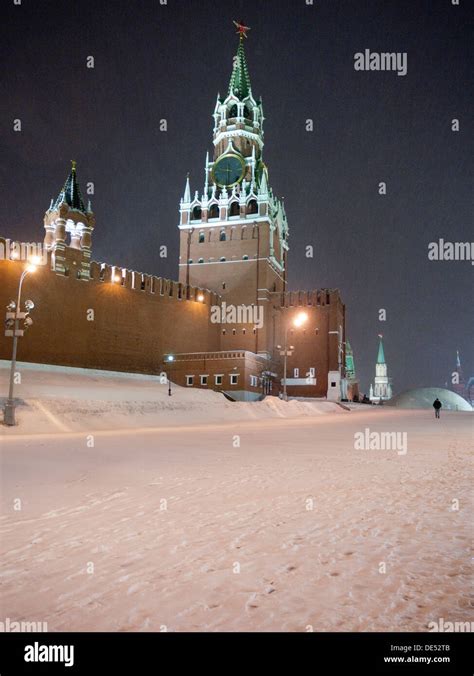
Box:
(433, 398, 442, 418)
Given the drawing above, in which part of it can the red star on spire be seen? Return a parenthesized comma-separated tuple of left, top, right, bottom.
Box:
(233, 20, 251, 39)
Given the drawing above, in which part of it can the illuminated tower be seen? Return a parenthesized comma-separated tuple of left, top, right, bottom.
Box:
(178, 21, 288, 357)
(451, 350, 466, 399)
(43, 161, 95, 279)
(370, 335, 392, 403)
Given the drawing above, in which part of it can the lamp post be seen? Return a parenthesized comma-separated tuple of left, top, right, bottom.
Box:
(166, 355, 174, 396)
(3, 263, 37, 426)
(279, 311, 308, 401)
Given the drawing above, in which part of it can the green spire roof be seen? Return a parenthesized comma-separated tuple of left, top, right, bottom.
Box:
(345, 340, 356, 379)
(228, 36, 252, 100)
(377, 336, 386, 364)
(51, 161, 87, 213)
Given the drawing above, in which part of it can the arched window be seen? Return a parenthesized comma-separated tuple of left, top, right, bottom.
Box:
(219, 231, 226, 241)
(198, 232, 205, 243)
(229, 202, 240, 217)
(242, 255, 249, 260)
(220, 257, 226, 262)
(247, 200, 258, 215)
(188, 259, 193, 264)
(243, 106, 251, 119)
(192, 206, 201, 220)
(198, 258, 204, 264)
(208, 204, 219, 219)
(229, 104, 238, 118)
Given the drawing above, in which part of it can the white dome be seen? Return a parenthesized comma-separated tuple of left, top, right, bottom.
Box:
(387, 387, 472, 411)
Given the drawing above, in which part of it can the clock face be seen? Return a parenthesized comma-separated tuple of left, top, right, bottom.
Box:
(212, 154, 245, 188)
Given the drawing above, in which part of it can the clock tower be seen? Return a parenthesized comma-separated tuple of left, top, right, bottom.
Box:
(178, 22, 288, 357)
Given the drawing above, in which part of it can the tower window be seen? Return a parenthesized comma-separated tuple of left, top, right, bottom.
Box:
(243, 255, 249, 260)
(220, 231, 226, 241)
(222, 282, 226, 290)
(198, 258, 204, 263)
(243, 106, 251, 119)
(188, 259, 193, 264)
(229, 202, 240, 217)
(220, 257, 226, 262)
(229, 104, 238, 118)
(247, 200, 258, 215)
(209, 204, 219, 219)
(192, 206, 202, 220)
(230, 374, 239, 385)
(198, 232, 205, 243)
(294, 368, 299, 378)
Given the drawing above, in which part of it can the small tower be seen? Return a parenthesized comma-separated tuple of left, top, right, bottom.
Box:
(43, 161, 95, 280)
(343, 340, 360, 401)
(370, 335, 392, 403)
(451, 350, 466, 399)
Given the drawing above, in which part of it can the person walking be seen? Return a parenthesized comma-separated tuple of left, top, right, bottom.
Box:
(433, 398, 442, 419)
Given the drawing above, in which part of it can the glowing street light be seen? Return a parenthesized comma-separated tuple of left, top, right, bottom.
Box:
(3, 264, 37, 426)
(197, 294, 204, 302)
(293, 312, 308, 328)
(280, 311, 308, 401)
(166, 355, 175, 396)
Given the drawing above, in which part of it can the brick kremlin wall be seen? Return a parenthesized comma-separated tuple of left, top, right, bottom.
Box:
(0, 244, 221, 376)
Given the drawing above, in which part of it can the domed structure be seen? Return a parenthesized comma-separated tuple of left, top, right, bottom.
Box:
(387, 387, 472, 411)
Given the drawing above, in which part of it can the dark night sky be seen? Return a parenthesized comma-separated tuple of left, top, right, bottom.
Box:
(2, 0, 473, 394)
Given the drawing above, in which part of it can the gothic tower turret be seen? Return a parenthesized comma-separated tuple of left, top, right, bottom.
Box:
(44, 161, 95, 279)
(370, 335, 393, 402)
(178, 22, 289, 357)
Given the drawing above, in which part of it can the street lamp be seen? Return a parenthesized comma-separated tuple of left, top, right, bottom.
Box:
(280, 311, 308, 401)
(166, 355, 174, 396)
(3, 263, 37, 426)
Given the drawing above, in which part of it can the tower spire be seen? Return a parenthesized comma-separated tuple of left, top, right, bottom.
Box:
(377, 334, 385, 364)
(183, 174, 191, 203)
(228, 21, 252, 99)
(51, 160, 86, 213)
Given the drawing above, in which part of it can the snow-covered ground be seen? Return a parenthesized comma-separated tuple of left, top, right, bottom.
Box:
(0, 361, 344, 435)
(0, 362, 472, 632)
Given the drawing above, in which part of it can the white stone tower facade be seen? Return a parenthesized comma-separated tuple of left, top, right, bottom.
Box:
(370, 335, 393, 403)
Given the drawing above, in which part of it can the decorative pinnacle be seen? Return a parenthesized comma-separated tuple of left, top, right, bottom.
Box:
(233, 19, 251, 40)
(71, 160, 77, 172)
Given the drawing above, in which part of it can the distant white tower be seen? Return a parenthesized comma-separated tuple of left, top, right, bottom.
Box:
(369, 335, 392, 403)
